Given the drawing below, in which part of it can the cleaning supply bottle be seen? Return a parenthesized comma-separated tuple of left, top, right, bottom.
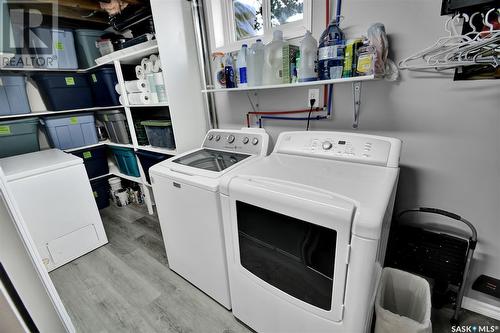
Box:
(318, 19, 345, 80)
(212, 52, 225, 88)
(236, 44, 248, 87)
(224, 54, 236, 88)
(247, 39, 265, 86)
(263, 30, 287, 85)
(298, 30, 318, 82)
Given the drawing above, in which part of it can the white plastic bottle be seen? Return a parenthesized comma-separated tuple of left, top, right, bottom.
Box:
(212, 52, 225, 89)
(236, 44, 248, 87)
(247, 39, 265, 86)
(263, 30, 287, 85)
(298, 30, 318, 82)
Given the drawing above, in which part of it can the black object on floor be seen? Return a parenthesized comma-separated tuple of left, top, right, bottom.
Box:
(472, 274, 500, 299)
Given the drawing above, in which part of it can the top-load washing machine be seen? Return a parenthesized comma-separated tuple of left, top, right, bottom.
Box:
(149, 128, 269, 309)
(219, 131, 402, 332)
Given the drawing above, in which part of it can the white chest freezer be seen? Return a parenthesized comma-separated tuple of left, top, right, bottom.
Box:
(0, 149, 108, 271)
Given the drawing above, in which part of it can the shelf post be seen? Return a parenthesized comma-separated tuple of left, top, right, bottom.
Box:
(352, 81, 362, 128)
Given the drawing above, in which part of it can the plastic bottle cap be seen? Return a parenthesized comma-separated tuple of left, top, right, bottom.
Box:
(242, 44, 248, 47)
(256, 39, 262, 42)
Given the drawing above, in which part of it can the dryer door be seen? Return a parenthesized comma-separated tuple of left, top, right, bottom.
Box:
(227, 176, 355, 322)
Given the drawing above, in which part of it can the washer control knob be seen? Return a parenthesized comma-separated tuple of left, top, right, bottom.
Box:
(207, 134, 214, 140)
(242, 137, 249, 144)
(322, 141, 333, 150)
(252, 137, 259, 145)
(227, 135, 235, 143)
(215, 135, 221, 142)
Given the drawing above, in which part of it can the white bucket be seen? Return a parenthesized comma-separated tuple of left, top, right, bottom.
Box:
(108, 177, 122, 192)
(114, 189, 129, 207)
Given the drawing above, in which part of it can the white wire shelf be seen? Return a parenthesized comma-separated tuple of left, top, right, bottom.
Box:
(201, 75, 376, 93)
(0, 106, 124, 120)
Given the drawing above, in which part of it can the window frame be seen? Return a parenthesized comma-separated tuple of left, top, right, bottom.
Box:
(205, 0, 312, 53)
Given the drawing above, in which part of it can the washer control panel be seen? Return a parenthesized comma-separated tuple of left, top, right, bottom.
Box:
(203, 129, 268, 156)
(275, 131, 401, 167)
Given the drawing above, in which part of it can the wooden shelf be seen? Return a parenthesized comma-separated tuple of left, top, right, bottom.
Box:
(201, 75, 376, 93)
(0, 106, 124, 120)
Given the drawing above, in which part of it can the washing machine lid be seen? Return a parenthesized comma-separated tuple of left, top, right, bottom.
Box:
(222, 153, 399, 239)
(0, 149, 82, 181)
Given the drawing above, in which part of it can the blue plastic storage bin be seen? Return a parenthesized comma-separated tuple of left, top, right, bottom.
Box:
(31, 27, 78, 69)
(110, 147, 140, 177)
(42, 113, 98, 150)
(0, 76, 31, 116)
(33, 73, 93, 111)
(0, 118, 39, 158)
(74, 29, 105, 68)
(71, 145, 109, 179)
(136, 150, 170, 183)
(140, 120, 175, 149)
(89, 66, 120, 106)
(90, 177, 110, 209)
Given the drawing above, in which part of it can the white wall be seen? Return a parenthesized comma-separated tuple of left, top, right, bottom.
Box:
(210, 0, 500, 308)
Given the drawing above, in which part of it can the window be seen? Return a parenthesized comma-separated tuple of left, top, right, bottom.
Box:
(206, 0, 312, 52)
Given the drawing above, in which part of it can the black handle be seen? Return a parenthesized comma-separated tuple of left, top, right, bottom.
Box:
(418, 207, 461, 221)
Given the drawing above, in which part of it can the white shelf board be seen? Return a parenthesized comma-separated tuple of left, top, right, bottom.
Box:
(109, 164, 143, 183)
(201, 75, 376, 93)
(64, 142, 105, 153)
(63, 140, 134, 153)
(95, 40, 158, 65)
(126, 103, 169, 108)
(0, 106, 124, 120)
(0, 63, 105, 73)
(137, 145, 176, 155)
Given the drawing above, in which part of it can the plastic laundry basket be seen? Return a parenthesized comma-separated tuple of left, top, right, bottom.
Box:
(0, 118, 39, 158)
(375, 268, 432, 333)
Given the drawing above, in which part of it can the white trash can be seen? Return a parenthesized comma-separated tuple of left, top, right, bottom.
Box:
(375, 268, 432, 333)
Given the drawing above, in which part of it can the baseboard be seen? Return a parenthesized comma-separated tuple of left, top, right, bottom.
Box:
(461, 296, 500, 321)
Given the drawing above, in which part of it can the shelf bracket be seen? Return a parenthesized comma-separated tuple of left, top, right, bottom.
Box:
(352, 81, 362, 128)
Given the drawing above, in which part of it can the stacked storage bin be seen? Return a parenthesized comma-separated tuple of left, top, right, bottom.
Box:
(74, 29, 105, 68)
(141, 120, 175, 149)
(134, 119, 149, 146)
(89, 66, 120, 106)
(33, 73, 93, 110)
(0, 76, 31, 116)
(70, 145, 109, 179)
(96, 110, 130, 144)
(110, 147, 141, 177)
(136, 150, 170, 183)
(90, 178, 110, 209)
(31, 27, 78, 69)
(41, 113, 98, 150)
(0, 118, 40, 158)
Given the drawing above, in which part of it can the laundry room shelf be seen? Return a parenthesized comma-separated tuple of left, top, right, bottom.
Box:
(137, 145, 177, 156)
(95, 40, 158, 65)
(127, 103, 169, 108)
(63, 140, 134, 153)
(201, 75, 376, 93)
(0, 106, 125, 120)
(0, 63, 105, 73)
(109, 164, 143, 183)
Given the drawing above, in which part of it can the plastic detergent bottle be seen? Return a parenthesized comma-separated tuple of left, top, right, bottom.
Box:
(263, 30, 287, 85)
(236, 44, 248, 87)
(318, 19, 345, 80)
(247, 39, 264, 86)
(212, 52, 225, 88)
(298, 30, 318, 82)
(224, 54, 236, 88)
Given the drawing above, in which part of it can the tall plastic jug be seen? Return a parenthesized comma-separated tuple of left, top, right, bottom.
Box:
(247, 39, 264, 86)
(318, 19, 345, 80)
(263, 30, 287, 85)
(298, 31, 318, 82)
(224, 54, 236, 88)
(236, 44, 248, 87)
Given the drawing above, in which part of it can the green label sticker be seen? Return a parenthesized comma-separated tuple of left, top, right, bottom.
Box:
(0, 125, 11, 135)
(91, 74, 97, 83)
(93, 191, 98, 198)
(55, 41, 64, 50)
(70, 117, 78, 125)
(83, 151, 92, 159)
(65, 77, 75, 86)
(104, 114, 109, 121)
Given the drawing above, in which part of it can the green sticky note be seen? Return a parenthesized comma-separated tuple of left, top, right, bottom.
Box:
(91, 74, 97, 83)
(55, 41, 64, 50)
(70, 117, 78, 125)
(83, 151, 92, 159)
(0, 125, 11, 135)
(65, 77, 75, 86)
(93, 191, 98, 198)
(104, 114, 109, 121)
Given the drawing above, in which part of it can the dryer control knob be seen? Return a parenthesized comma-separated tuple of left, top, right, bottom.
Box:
(207, 134, 214, 140)
(242, 137, 249, 144)
(322, 141, 333, 150)
(215, 135, 221, 142)
(252, 137, 259, 145)
(227, 135, 235, 143)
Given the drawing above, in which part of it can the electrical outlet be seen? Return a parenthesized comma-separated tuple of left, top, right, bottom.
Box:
(308, 89, 320, 108)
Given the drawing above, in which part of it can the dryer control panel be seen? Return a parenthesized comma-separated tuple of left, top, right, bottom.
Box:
(202, 128, 269, 156)
(275, 131, 401, 167)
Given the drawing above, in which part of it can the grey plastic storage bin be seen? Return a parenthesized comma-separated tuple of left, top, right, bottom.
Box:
(0, 118, 40, 158)
(74, 29, 105, 68)
(42, 113, 98, 150)
(31, 27, 78, 69)
(0, 76, 31, 116)
(96, 110, 130, 144)
(140, 120, 175, 149)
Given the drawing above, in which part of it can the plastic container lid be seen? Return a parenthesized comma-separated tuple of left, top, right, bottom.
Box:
(140, 120, 172, 127)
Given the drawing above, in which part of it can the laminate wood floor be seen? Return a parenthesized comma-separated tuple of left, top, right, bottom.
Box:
(49, 203, 251, 333)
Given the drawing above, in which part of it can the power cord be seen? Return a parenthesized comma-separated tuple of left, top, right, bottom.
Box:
(306, 98, 316, 131)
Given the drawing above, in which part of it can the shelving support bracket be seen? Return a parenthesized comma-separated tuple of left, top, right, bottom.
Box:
(352, 82, 362, 128)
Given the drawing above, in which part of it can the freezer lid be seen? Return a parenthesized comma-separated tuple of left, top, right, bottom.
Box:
(0, 149, 82, 181)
